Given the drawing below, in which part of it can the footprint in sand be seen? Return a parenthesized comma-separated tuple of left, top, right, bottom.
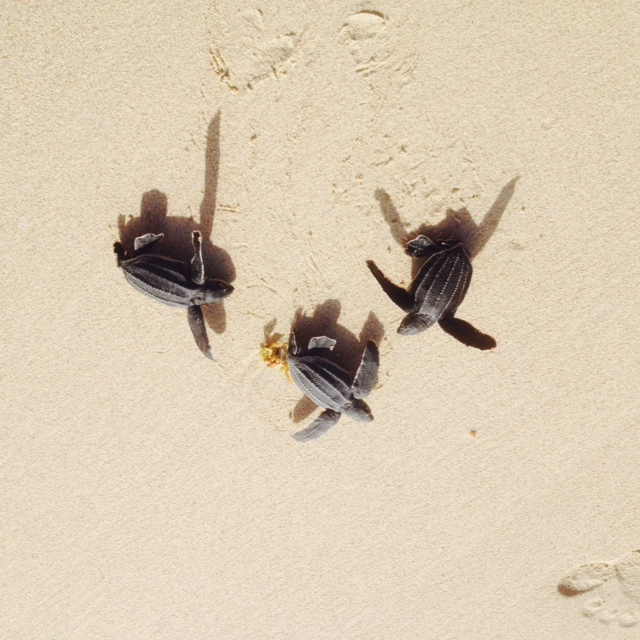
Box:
(209, 8, 301, 91)
(340, 10, 415, 81)
(558, 549, 640, 627)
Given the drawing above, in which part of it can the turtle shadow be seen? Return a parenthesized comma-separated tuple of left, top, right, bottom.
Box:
(369, 177, 519, 350)
(116, 111, 235, 334)
(289, 300, 384, 424)
(375, 176, 519, 263)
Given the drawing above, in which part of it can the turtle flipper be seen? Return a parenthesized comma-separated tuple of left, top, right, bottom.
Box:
(190, 231, 205, 285)
(292, 409, 341, 442)
(398, 311, 436, 335)
(187, 305, 215, 360)
(308, 336, 336, 351)
(406, 234, 437, 258)
(342, 398, 373, 422)
(366, 260, 414, 313)
(352, 341, 379, 399)
(134, 232, 164, 252)
(438, 314, 496, 350)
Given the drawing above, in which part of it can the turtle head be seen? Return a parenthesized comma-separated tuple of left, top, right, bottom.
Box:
(397, 312, 436, 336)
(195, 279, 234, 304)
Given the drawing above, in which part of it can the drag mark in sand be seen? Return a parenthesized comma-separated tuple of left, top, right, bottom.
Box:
(559, 549, 640, 627)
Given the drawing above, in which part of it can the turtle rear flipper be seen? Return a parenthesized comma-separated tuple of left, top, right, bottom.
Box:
(343, 399, 373, 423)
(187, 305, 215, 360)
(398, 311, 436, 336)
(352, 341, 379, 399)
(292, 409, 341, 442)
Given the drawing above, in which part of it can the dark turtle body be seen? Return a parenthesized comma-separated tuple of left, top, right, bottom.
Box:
(368, 234, 473, 336)
(287, 332, 379, 442)
(114, 231, 233, 360)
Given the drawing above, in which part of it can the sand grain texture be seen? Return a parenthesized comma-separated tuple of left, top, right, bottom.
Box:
(2, 1, 639, 638)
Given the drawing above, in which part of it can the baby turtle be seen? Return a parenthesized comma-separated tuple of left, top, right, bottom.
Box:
(114, 231, 233, 360)
(287, 332, 379, 442)
(367, 234, 472, 336)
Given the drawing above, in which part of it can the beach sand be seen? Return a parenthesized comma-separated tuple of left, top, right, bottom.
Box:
(2, 2, 640, 638)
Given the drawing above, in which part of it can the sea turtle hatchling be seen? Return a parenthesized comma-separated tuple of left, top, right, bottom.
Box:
(367, 234, 473, 336)
(287, 332, 379, 442)
(114, 231, 233, 360)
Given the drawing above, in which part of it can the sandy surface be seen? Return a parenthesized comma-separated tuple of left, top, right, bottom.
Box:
(2, 2, 640, 638)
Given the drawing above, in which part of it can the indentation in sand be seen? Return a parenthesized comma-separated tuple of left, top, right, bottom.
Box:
(559, 549, 640, 627)
(209, 9, 301, 91)
(340, 10, 415, 81)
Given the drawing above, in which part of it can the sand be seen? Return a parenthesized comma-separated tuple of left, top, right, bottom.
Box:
(2, 1, 640, 638)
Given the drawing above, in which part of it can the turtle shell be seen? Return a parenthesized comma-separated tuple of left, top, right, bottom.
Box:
(410, 241, 472, 325)
(287, 353, 354, 413)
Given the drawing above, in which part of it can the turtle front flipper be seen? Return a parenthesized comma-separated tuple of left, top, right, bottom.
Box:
(352, 341, 379, 399)
(134, 232, 164, 252)
(438, 314, 496, 350)
(292, 409, 341, 442)
(308, 336, 336, 351)
(366, 260, 414, 312)
(187, 304, 215, 360)
(190, 231, 205, 285)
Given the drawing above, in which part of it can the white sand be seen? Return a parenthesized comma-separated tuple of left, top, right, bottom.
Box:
(2, 2, 640, 638)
